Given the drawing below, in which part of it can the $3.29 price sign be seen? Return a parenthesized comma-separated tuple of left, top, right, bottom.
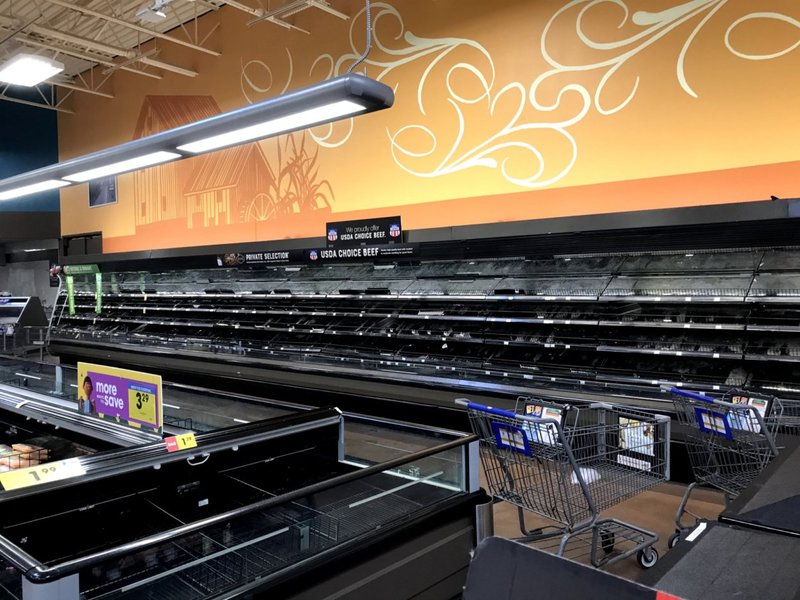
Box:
(0, 458, 86, 491)
(128, 383, 158, 425)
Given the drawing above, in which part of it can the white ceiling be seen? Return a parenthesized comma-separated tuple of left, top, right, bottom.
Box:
(0, 0, 349, 112)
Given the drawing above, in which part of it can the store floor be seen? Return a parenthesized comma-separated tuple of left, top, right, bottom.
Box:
(490, 482, 725, 582)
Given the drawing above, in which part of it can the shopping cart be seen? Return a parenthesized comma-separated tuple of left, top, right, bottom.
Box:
(457, 398, 671, 569)
(668, 387, 800, 547)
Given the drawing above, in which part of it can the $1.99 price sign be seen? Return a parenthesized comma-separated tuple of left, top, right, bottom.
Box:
(0, 458, 86, 491)
(165, 432, 197, 453)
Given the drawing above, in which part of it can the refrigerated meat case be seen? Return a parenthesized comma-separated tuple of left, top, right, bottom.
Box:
(0, 356, 457, 469)
(0, 357, 304, 437)
(0, 405, 480, 600)
(0, 360, 163, 480)
(47, 247, 800, 416)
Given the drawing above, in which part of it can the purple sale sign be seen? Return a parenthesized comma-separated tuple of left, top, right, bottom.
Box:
(77, 362, 163, 433)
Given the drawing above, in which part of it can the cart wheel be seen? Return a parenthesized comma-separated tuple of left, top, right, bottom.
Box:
(600, 530, 615, 554)
(668, 532, 681, 549)
(637, 547, 659, 569)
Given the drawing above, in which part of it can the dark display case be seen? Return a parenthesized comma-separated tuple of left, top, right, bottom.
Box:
(0, 297, 47, 333)
(0, 405, 480, 600)
(0, 296, 48, 355)
(48, 247, 800, 416)
(0, 361, 157, 477)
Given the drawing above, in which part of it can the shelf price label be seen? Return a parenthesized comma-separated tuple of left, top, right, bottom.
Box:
(0, 459, 86, 492)
(165, 433, 197, 453)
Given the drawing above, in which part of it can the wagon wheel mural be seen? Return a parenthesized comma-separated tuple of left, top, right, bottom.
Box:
(241, 192, 278, 222)
(239, 132, 334, 223)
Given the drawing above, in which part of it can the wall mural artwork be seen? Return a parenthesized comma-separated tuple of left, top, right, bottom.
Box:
(130, 96, 333, 230)
(238, 133, 334, 223)
(534, 0, 800, 108)
(59, 0, 800, 253)
(242, 1, 800, 190)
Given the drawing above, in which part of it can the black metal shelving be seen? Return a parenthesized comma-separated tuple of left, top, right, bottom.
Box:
(49, 247, 800, 407)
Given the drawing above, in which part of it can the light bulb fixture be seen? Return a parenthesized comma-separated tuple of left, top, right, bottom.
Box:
(0, 54, 64, 87)
(0, 73, 393, 201)
(136, 0, 171, 23)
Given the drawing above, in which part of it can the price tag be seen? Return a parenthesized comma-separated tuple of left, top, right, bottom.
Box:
(0, 459, 86, 491)
(165, 433, 197, 453)
(128, 384, 157, 425)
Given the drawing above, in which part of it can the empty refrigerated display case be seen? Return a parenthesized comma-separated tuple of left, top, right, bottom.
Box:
(0, 406, 481, 600)
(47, 246, 800, 420)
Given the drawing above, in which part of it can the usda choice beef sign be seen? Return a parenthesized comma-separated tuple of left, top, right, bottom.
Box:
(326, 217, 402, 248)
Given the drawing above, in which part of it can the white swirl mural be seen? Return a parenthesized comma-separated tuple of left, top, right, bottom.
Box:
(241, 1, 800, 190)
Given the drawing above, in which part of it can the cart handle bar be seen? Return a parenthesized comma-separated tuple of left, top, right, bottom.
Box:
(456, 399, 544, 420)
(670, 387, 714, 403)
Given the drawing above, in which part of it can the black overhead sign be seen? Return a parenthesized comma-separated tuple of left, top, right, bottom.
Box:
(326, 216, 402, 247)
(307, 244, 416, 263)
(215, 243, 417, 268)
(217, 250, 305, 267)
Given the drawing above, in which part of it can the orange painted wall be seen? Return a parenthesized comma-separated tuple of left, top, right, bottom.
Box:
(58, 0, 800, 253)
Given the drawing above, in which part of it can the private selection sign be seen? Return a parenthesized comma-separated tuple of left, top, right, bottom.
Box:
(77, 362, 163, 434)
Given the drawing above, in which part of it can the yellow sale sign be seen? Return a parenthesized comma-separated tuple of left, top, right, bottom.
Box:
(0, 458, 86, 491)
(77, 362, 163, 433)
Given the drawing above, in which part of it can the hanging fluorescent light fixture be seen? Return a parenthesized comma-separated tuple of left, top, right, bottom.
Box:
(63, 151, 181, 182)
(0, 180, 69, 201)
(0, 54, 64, 87)
(0, 73, 394, 201)
(177, 100, 367, 154)
(172, 74, 390, 154)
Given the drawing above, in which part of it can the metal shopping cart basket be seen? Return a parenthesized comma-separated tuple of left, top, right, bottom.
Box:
(668, 387, 800, 547)
(457, 398, 671, 569)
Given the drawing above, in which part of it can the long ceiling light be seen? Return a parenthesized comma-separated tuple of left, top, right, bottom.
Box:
(0, 54, 64, 87)
(0, 73, 394, 201)
(177, 100, 366, 154)
(63, 151, 182, 182)
(0, 180, 70, 201)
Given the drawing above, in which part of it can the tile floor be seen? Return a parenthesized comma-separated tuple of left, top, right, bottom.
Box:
(489, 481, 725, 582)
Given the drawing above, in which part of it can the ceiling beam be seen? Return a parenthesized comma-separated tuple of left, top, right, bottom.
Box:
(260, 0, 315, 19)
(100, 47, 156, 74)
(187, 0, 222, 11)
(16, 35, 163, 80)
(0, 93, 73, 113)
(138, 56, 197, 78)
(217, 0, 261, 17)
(243, 0, 311, 31)
(50, 79, 114, 98)
(40, 0, 221, 57)
(19, 22, 199, 77)
(215, 1, 302, 32)
(307, 0, 349, 20)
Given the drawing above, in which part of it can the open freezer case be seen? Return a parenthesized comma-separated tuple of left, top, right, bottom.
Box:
(0, 361, 165, 491)
(0, 357, 301, 437)
(0, 406, 481, 600)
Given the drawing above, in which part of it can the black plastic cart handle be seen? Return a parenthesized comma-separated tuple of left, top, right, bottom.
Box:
(670, 387, 714, 403)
